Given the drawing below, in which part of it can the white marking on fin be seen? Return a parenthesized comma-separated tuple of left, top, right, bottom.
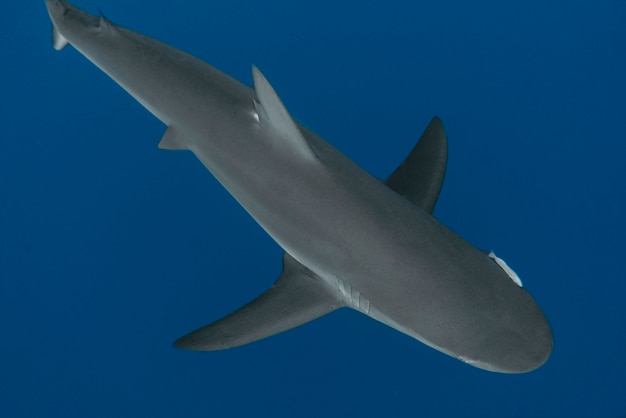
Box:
(52, 25, 68, 51)
(251, 98, 262, 123)
(488, 251, 523, 287)
(252, 66, 317, 162)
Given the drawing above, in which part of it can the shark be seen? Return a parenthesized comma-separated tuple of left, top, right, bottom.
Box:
(46, 0, 552, 373)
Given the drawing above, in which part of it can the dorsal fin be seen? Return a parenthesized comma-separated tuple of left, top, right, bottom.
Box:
(385, 117, 448, 214)
(173, 253, 344, 350)
(252, 66, 317, 162)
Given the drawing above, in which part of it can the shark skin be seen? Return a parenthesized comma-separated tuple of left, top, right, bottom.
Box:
(46, 0, 552, 373)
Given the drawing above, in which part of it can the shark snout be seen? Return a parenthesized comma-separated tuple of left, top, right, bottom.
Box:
(491, 304, 553, 373)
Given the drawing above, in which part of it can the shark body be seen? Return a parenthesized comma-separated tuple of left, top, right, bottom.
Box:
(46, 0, 552, 373)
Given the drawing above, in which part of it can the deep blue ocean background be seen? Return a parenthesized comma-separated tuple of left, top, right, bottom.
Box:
(2, 1, 625, 417)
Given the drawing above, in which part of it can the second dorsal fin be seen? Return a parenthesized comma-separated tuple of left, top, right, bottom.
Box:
(157, 126, 187, 150)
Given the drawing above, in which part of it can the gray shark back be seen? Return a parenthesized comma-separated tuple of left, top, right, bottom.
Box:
(46, 0, 552, 373)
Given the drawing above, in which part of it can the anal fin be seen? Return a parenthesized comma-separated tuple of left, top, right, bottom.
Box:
(174, 253, 344, 350)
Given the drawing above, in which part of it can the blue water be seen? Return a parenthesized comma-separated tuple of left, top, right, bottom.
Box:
(2, 1, 625, 417)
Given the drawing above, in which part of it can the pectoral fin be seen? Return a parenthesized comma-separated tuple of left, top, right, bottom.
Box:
(174, 253, 344, 350)
(385, 117, 448, 214)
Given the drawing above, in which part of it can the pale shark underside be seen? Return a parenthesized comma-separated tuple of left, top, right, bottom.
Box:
(46, 0, 552, 373)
